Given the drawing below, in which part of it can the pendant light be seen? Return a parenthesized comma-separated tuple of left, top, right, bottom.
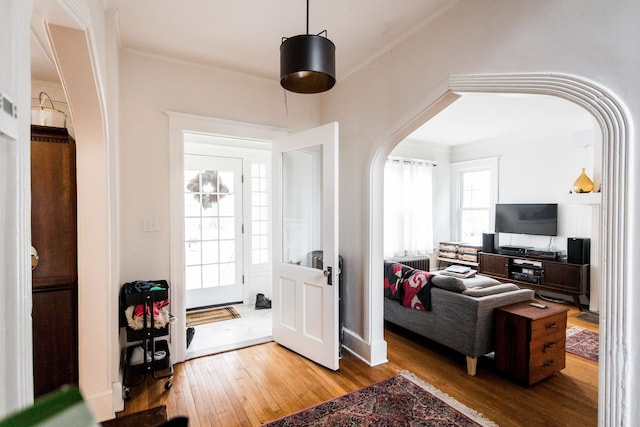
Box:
(280, 0, 336, 94)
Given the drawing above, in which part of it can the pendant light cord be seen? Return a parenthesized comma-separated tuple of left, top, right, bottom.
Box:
(306, 0, 309, 34)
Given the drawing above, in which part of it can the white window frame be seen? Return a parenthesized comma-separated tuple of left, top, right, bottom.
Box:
(250, 162, 270, 265)
(451, 157, 499, 243)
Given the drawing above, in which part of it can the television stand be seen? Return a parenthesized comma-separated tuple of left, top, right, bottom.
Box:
(478, 252, 589, 310)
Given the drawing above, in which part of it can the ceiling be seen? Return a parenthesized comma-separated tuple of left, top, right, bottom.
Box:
(406, 93, 595, 146)
(31, 0, 454, 82)
(30, 0, 594, 145)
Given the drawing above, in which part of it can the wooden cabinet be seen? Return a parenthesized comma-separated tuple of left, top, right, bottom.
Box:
(31, 125, 78, 397)
(495, 301, 568, 385)
(478, 252, 589, 309)
(477, 252, 509, 279)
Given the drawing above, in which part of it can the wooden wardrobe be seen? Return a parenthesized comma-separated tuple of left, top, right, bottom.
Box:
(30, 124, 78, 397)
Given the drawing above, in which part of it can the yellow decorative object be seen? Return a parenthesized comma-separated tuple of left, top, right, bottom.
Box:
(573, 168, 594, 193)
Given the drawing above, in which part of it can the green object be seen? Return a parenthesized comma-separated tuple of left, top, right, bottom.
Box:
(0, 385, 98, 427)
(150, 286, 164, 291)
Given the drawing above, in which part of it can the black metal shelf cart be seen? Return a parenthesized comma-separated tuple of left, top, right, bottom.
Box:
(119, 280, 173, 399)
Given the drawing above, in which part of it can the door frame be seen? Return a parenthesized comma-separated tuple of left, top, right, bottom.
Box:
(1, 0, 32, 414)
(167, 112, 287, 363)
(366, 73, 630, 426)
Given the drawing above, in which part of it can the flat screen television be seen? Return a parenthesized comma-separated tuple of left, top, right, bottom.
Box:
(495, 203, 558, 236)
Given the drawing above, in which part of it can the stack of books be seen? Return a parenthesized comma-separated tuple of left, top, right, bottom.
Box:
(441, 264, 477, 279)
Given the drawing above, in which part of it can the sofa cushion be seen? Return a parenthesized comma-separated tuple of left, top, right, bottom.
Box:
(430, 275, 466, 293)
(462, 283, 520, 297)
(457, 274, 501, 288)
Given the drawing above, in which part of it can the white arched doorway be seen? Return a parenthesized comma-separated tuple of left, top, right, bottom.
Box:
(368, 73, 629, 426)
(41, 20, 116, 420)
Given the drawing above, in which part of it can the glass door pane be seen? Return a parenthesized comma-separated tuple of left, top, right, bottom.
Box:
(281, 145, 323, 269)
(184, 155, 243, 307)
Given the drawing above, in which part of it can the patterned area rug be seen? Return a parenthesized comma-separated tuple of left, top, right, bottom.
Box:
(262, 372, 497, 426)
(186, 306, 241, 327)
(566, 326, 599, 362)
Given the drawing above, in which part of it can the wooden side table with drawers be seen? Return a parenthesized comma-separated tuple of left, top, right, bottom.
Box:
(494, 300, 569, 385)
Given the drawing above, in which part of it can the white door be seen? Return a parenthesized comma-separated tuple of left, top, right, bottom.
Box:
(184, 155, 244, 308)
(272, 122, 340, 371)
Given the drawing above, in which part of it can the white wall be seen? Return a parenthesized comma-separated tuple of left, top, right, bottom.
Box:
(323, 0, 638, 422)
(118, 52, 321, 284)
(328, 0, 636, 335)
(451, 127, 600, 250)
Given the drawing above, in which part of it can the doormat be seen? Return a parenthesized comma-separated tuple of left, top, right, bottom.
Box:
(186, 306, 241, 327)
(102, 405, 167, 427)
(566, 326, 599, 362)
(261, 372, 497, 427)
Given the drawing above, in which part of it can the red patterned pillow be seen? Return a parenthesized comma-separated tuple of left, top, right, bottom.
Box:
(401, 271, 432, 311)
(384, 262, 414, 301)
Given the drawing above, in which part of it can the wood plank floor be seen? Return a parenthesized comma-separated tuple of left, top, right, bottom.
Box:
(119, 307, 598, 426)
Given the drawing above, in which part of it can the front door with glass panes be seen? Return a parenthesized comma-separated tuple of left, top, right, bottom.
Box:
(184, 155, 243, 309)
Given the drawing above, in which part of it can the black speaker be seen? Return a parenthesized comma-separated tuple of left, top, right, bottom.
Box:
(568, 237, 590, 264)
(482, 233, 498, 253)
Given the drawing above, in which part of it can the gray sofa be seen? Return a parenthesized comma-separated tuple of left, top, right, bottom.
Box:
(384, 261, 534, 375)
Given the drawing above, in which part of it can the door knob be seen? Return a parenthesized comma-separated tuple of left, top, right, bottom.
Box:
(31, 245, 39, 270)
(324, 266, 333, 286)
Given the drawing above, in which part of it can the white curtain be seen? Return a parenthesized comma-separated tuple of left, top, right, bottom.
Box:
(384, 158, 434, 257)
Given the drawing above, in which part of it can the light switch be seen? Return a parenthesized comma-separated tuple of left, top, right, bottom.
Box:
(143, 216, 160, 232)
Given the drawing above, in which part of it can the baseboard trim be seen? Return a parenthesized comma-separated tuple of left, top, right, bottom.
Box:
(85, 388, 115, 423)
(342, 327, 388, 366)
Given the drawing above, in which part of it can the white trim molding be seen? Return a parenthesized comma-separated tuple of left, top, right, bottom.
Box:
(165, 112, 287, 364)
(368, 73, 630, 427)
(2, 0, 35, 417)
(448, 73, 629, 427)
(342, 327, 388, 367)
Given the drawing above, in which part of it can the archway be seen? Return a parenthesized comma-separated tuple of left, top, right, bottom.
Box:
(43, 22, 115, 420)
(368, 73, 629, 426)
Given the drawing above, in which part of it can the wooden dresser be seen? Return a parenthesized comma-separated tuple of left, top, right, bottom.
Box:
(494, 301, 568, 385)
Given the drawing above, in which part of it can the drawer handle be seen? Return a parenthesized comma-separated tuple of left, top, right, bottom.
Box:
(544, 342, 556, 351)
(546, 322, 558, 329)
(543, 360, 555, 367)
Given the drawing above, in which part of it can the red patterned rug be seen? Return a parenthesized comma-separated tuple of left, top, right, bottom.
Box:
(566, 326, 599, 362)
(262, 372, 497, 426)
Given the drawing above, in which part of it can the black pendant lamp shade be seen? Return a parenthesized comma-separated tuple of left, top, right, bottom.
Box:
(280, 1, 336, 94)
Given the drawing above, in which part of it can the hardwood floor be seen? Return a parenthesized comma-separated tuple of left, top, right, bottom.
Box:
(119, 307, 598, 426)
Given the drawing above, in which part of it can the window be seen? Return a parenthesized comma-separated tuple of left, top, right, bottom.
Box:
(251, 162, 269, 264)
(452, 158, 498, 245)
(383, 158, 435, 257)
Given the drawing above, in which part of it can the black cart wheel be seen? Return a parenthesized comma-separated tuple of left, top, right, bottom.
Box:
(123, 386, 131, 401)
(165, 380, 172, 390)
